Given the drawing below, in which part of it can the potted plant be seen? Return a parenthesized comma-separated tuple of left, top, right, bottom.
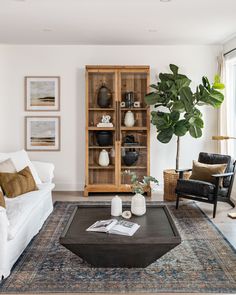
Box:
(145, 64, 225, 200)
(123, 170, 158, 215)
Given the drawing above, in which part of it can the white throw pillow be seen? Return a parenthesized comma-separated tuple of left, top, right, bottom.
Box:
(0, 150, 42, 184)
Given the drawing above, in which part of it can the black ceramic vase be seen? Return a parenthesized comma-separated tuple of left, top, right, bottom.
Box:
(97, 84, 112, 108)
(122, 150, 139, 166)
(96, 131, 113, 146)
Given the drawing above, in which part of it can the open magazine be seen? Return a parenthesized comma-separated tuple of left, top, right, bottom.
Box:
(86, 219, 140, 236)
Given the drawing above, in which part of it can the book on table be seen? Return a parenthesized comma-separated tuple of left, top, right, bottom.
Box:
(86, 219, 140, 236)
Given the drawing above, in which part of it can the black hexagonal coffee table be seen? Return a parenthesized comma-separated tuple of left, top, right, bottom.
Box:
(59, 204, 181, 268)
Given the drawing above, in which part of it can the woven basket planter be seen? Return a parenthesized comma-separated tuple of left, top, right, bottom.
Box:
(163, 169, 191, 201)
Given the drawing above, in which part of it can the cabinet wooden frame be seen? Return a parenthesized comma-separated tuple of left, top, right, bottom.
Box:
(84, 65, 150, 197)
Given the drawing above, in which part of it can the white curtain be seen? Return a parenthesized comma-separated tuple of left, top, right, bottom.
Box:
(218, 51, 236, 156)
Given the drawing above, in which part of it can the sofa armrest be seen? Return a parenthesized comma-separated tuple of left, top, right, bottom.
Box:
(31, 161, 55, 183)
(0, 207, 9, 279)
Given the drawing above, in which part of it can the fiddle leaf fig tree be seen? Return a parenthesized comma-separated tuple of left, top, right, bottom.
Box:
(145, 64, 225, 170)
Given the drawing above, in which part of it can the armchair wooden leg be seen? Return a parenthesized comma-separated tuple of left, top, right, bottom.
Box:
(227, 199, 235, 208)
(213, 200, 217, 218)
(176, 195, 179, 209)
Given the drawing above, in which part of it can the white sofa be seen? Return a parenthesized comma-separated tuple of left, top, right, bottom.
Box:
(0, 160, 55, 280)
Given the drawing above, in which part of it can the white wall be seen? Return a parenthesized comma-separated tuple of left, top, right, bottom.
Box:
(0, 45, 221, 190)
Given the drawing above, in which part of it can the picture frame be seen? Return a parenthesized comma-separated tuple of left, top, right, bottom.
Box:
(25, 116, 61, 151)
(25, 76, 60, 111)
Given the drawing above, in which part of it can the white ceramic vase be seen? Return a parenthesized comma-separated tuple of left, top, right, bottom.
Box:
(111, 195, 122, 216)
(131, 193, 146, 216)
(124, 111, 135, 127)
(98, 149, 109, 166)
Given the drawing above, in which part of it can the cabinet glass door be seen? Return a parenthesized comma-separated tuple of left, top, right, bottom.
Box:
(87, 71, 117, 185)
(119, 71, 149, 187)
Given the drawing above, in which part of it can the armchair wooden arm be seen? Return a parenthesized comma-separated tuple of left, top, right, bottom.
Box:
(175, 168, 192, 179)
(212, 172, 234, 178)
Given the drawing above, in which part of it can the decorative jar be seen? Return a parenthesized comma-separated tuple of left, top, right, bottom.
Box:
(98, 149, 109, 166)
(111, 195, 122, 216)
(124, 111, 135, 127)
(131, 193, 146, 216)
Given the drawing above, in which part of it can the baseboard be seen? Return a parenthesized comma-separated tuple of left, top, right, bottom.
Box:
(53, 183, 84, 191)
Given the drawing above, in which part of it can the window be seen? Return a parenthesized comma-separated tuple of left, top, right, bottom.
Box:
(225, 52, 236, 157)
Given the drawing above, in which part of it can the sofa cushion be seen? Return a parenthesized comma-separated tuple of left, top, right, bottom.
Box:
(6, 182, 54, 240)
(0, 166, 38, 198)
(198, 152, 233, 187)
(0, 159, 16, 173)
(176, 179, 215, 198)
(0, 150, 42, 184)
(190, 160, 227, 185)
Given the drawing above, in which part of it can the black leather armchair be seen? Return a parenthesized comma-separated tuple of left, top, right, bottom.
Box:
(175, 152, 236, 218)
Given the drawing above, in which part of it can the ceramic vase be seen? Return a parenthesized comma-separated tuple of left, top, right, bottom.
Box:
(96, 131, 112, 146)
(97, 84, 112, 108)
(122, 150, 139, 166)
(131, 193, 146, 216)
(124, 111, 135, 127)
(98, 149, 109, 166)
(111, 195, 122, 216)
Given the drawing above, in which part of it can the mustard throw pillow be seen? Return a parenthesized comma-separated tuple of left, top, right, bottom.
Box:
(0, 191, 5, 208)
(190, 160, 227, 185)
(0, 166, 38, 198)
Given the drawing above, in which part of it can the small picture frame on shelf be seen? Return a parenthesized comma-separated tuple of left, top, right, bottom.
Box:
(25, 116, 60, 151)
(25, 76, 60, 111)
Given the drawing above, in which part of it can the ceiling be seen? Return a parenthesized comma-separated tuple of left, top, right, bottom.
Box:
(0, 0, 236, 45)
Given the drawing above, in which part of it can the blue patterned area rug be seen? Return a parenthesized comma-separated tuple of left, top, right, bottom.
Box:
(1, 201, 236, 293)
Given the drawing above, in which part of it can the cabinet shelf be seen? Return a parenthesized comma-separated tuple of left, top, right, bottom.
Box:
(89, 165, 115, 170)
(89, 146, 113, 149)
(89, 108, 115, 111)
(88, 127, 115, 131)
(121, 108, 148, 111)
(121, 127, 148, 131)
(121, 146, 147, 149)
(121, 166, 147, 170)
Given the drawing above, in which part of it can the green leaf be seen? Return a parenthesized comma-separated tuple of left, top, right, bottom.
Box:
(174, 120, 189, 136)
(208, 89, 224, 108)
(145, 92, 159, 105)
(213, 83, 225, 90)
(175, 77, 191, 90)
(194, 117, 204, 128)
(214, 74, 220, 84)
(170, 64, 179, 76)
(157, 127, 174, 143)
(151, 112, 171, 130)
(172, 100, 185, 112)
(179, 86, 194, 112)
(170, 111, 180, 122)
(150, 84, 159, 90)
(189, 125, 202, 138)
(202, 76, 211, 91)
(159, 73, 175, 82)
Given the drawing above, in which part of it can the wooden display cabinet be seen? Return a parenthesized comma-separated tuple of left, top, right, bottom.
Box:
(84, 66, 150, 196)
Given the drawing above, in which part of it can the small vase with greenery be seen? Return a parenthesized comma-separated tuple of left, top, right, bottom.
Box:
(123, 170, 159, 216)
(123, 170, 159, 194)
(145, 64, 225, 171)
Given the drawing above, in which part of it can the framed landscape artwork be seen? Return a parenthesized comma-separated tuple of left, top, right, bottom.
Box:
(25, 116, 60, 151)
(25, 76, 60, 111)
